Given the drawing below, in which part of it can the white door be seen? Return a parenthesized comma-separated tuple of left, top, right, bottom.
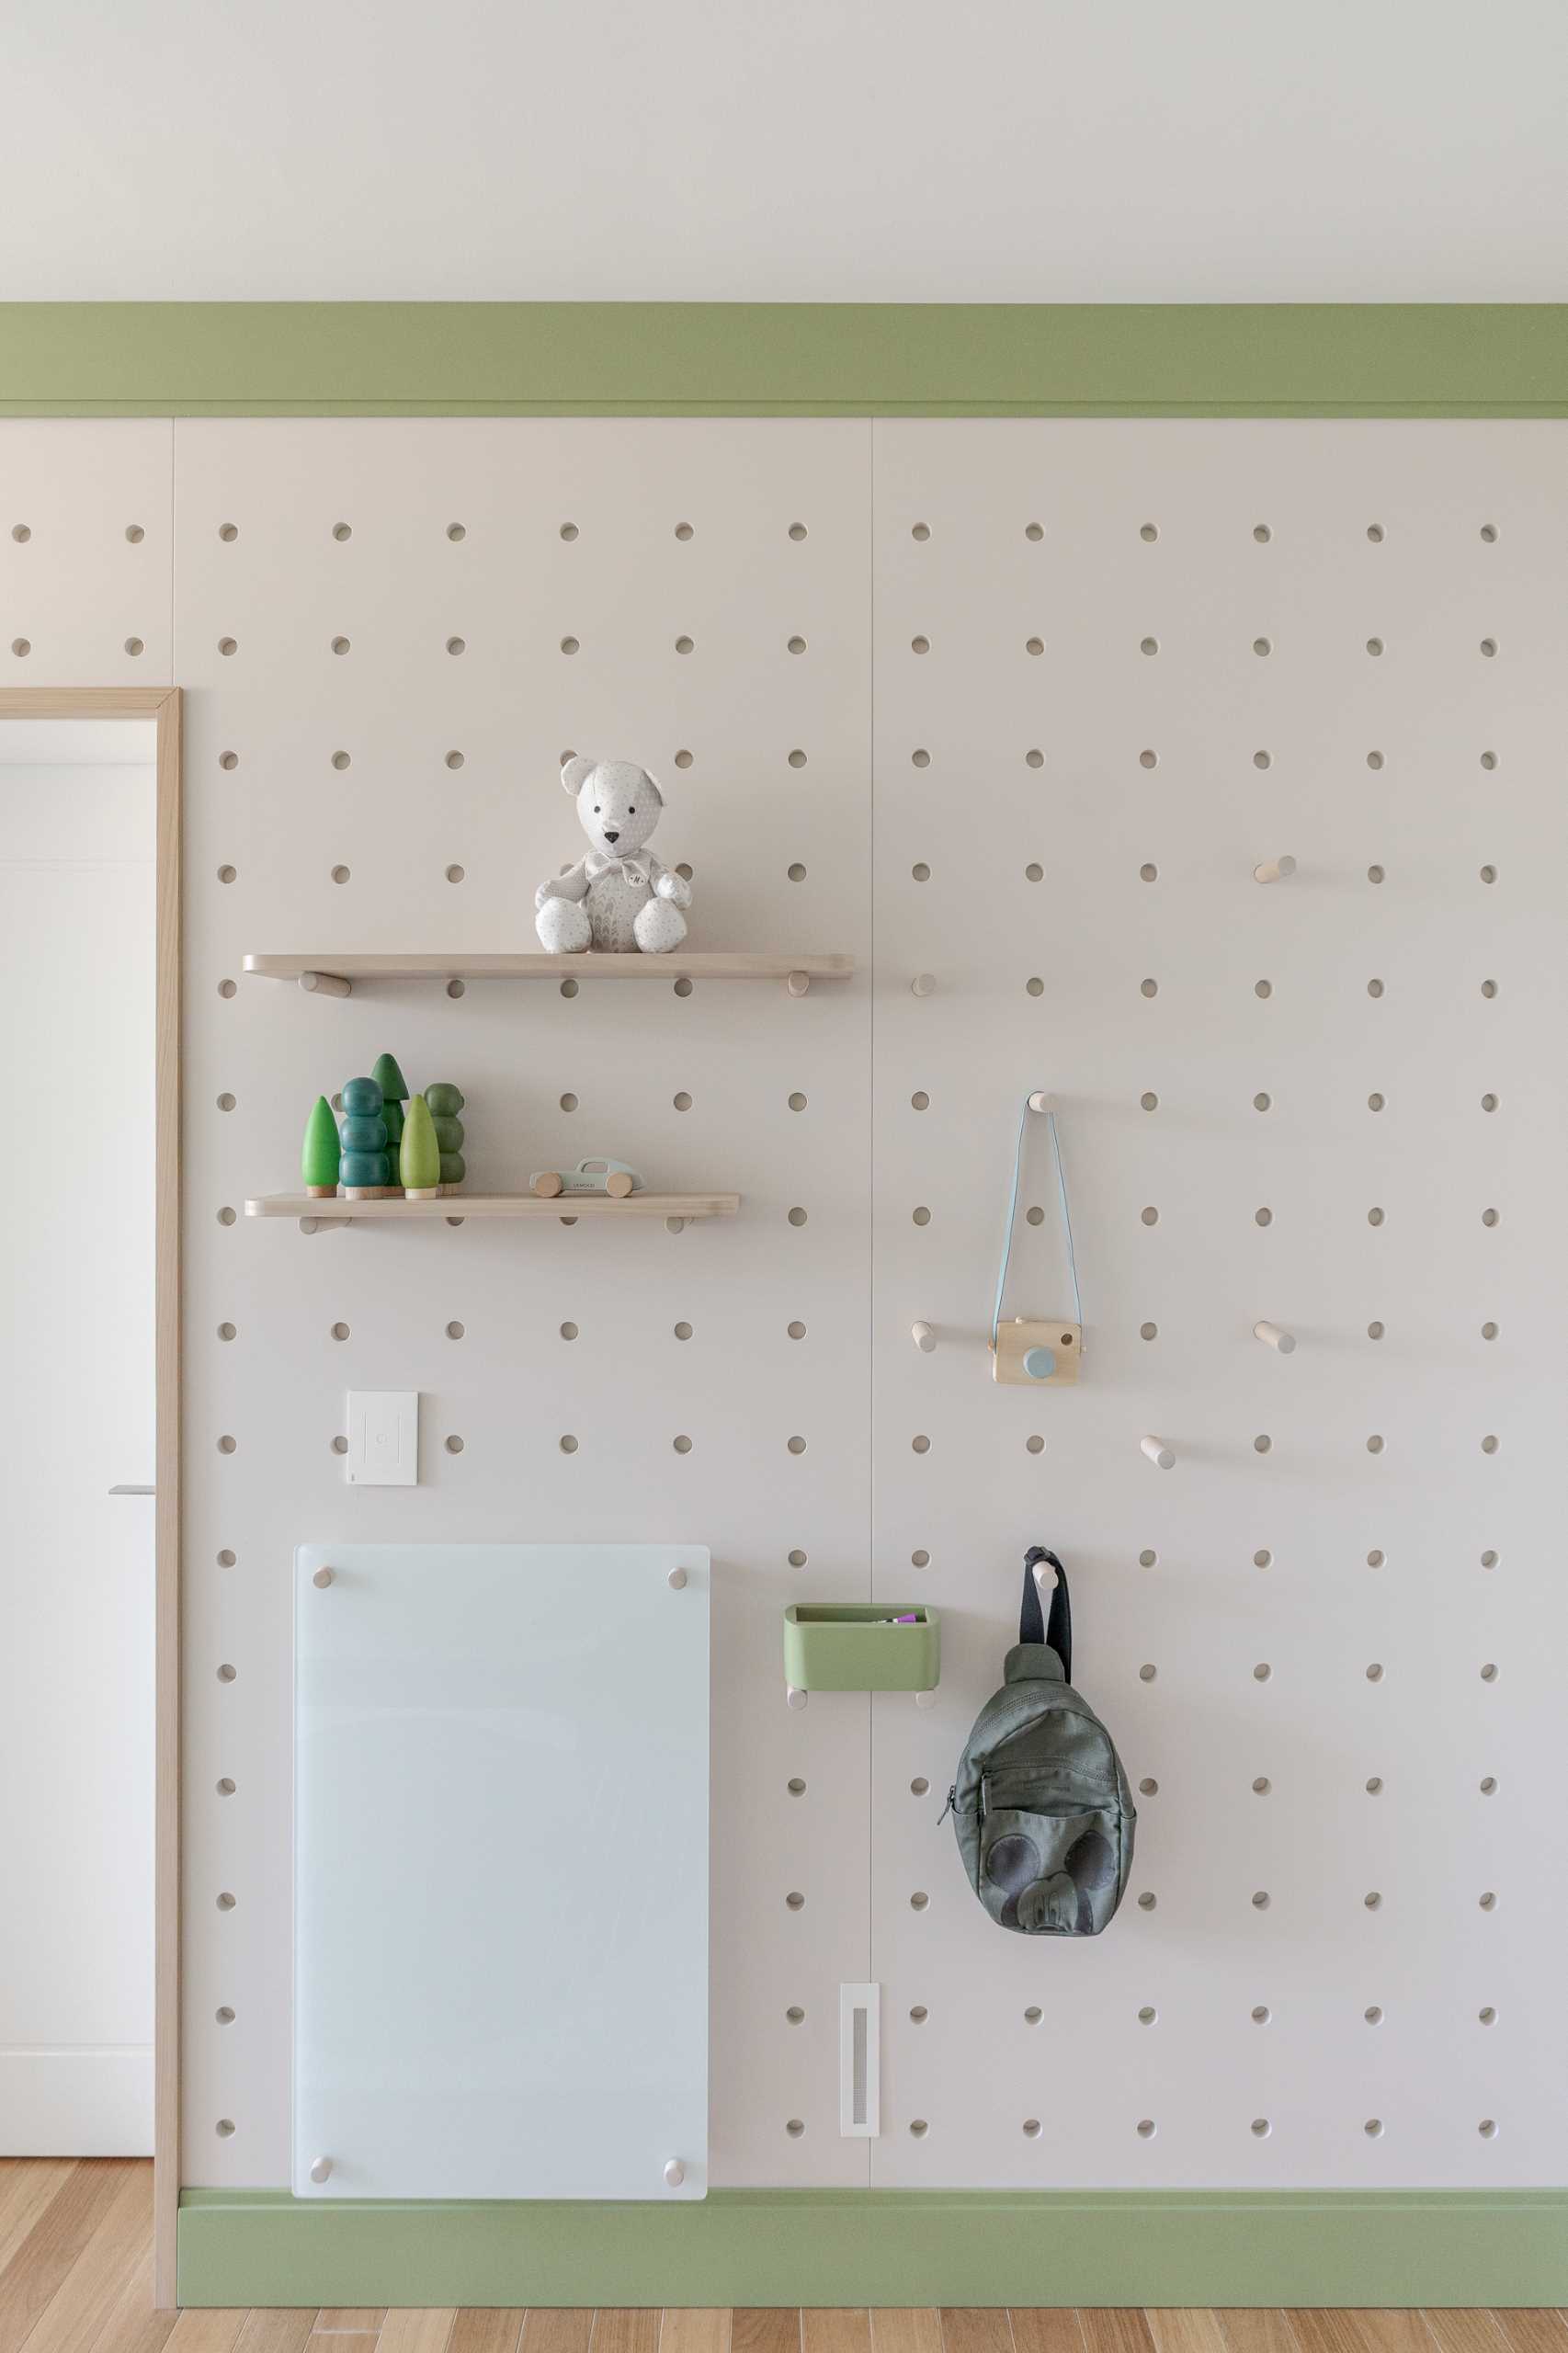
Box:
(0, 718, 156, 2154)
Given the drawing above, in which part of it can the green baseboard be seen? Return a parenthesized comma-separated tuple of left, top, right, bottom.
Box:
(176, 2187, 1568, 2309)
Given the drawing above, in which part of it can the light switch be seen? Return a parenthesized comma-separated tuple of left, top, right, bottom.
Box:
(347, 1391, 419, 1485)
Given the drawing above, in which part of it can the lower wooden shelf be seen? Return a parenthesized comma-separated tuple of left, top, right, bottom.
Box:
(246, 1190, 740, 1224)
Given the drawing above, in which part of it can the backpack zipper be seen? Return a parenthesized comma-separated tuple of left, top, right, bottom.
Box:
(938, 1785, 956, 1823)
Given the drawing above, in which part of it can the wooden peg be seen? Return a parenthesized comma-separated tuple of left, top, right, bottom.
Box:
(1141, 1434, 1176, 1470)
(786, 970, 811, 997)
(786, 1683, 808, 1710)
(1254, 856, 1297, 884)
(912, 1321, 936, 1351)
(664, 2159, 687, 2188)
(911, 972, 937, 996)
(1032, 1557, 1058, 1597)
(1254, 1321, 1298, 1354)
(299, 971, 353, 997)
(1027, 1091, 1053, 1114)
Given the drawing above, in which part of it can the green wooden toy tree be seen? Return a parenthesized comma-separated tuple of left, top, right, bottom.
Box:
(400, 1094, 442, 1198)
(301, 1095, 341, 1198)
(371, 1052, 409, 1168)
(426, 1081, 466, 1193)
(339, 1074, 392, 1198)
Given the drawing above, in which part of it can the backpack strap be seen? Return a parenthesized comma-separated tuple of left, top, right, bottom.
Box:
(1019, 1546, 1072, 1681)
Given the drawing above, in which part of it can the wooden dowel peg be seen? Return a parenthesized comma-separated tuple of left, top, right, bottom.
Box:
(1033, 1557, 1058, 1597)
(786, 1683, 808, 1710)
(1141, 1434, 1176, 1470)
(312, 1566, 334, 1588)
(1254, 1320, 1298, 1354)
(912, 1321, 937, 1352)
(786, 971, 811, 997)
(911, 972, 937, 997)
(1253, 856, 1297, 884)
(1027, 1091, 1054, 1114)
(664, 2159, 687, 2188)
(299, 970, 353, 997)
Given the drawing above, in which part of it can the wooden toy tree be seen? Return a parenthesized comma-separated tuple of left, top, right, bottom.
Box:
(371, 1052, 409, 1168)
(400, 1095, 441, 1198)
(426, 1080, 466, 1193)
(339, 1074, 392, 1198)
(301, 1096, 341, 1198)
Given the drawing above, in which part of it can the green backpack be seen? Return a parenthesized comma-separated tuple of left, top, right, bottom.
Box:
(947, 1548, 1136, 1936)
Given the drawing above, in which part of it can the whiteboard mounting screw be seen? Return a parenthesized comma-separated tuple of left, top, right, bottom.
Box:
(1254, 1321, 1297, 1354)
(667, 1566, 687, 1590)
(912, 1321, 937, 1352)
(1254, 856, 1297, 884)
(312, 1566, 335, 1588)
(911, 972, 937, 997)
(1141, 1434, 1176, 1470)
(786, 970, 811, 997)
(664, 2158, 686, 2188)
(309, 2156, 332, 2184)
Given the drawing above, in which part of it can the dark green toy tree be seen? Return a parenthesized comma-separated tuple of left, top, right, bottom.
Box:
(426, 1081, 466, 1192)
(371, 1052, 409, 1168)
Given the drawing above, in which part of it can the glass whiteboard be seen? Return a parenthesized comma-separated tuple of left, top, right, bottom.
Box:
(293, 1543, 709, 2200)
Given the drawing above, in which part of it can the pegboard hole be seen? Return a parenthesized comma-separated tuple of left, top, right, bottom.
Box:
(1368, 1205, 1385, 1226)
(216, 1202, 236, 1222)
(1026, 975, 1044, 997)
(1364, 1892, 1382, 1911)
(1481, 637, 1497, 658)
(327, 636, 347, 657)
(1141, 978, 1158, 999)
(216, 2119, 235, 2137)
(1142, 1092, 1159, 1111)
(1481, 1661, 1499, 1682)
(1025, 521, 1044, 541)
(1367, 1435, 1384, 1455)
(559, 636, 579, 657)
(912, 749, 930, 768)
(1480, 2006, 1497, 2024)
(1253, 1663, 1272, 1682)
(1251, 2120, 1272, 2140)
(1140, 523, 1159, 542)
(330, 864, 350, 885)
(1481, 750, 1498, 771)
(1025, 1436, 1045, 1455)
(1479, 2120, 1499, 2139)
(790, 1435, 810, 1455)
(1482, 979, 1498, 998)
(331, 521, 351, 542)
(217, 1434, 236, 1454)
(1368, 1094, 1385, 1114)
(1136, 2119, 1157, 2139)
(1254, 1550, 1272, 1568)
(786, 2006, 804, 2024)
(448, 980, 465, 999)
(1253, 749, 1272, 770)
(1139, 862, 1158, 882)
(1140, 1322, 1157, 1341)
(1139, 1777, 1158, 1797)
(909, 1891, 929, 1912)
(1367, 523, 1385, 543)
(1138, 1664, 1157, 1683)
(908, 1777, 929, 1799)
(1482, 1093, 1498, 1112)
(787, 2119, 806, 2138)
(1253, 524, 1271, 543)
(217, 1663, 236, 1683)
(1253, 637, 1272, 658)
(1366, 1663, 1384, 1682)
(1482, 1549, 1499, 1568)
(219, 752, 239, 771)
(217, 1550, 236, 1568)
(216, 2005, 234, 2023)
(123, 636, 143, 657)
(1366, 1776, 1383, 1794)
(790, 1548, 809, 1567)
(331, 750, 351, 771)
(330, 1322, 349, 1343)
(1481, 1434, 1500, 1455)
(1367, 865, 1385, 884)
(10, 523, 29, 542)
(559, 1435, 578, 1454)
(1365, 2120, 1384, 2139)
(1367, 1548, 1385, 1567)
(217, 1892, 236, 1912)
(908, 2120, 928, 2138)
(447, 636, 466, 657)
(1255, 1208, 1273, 1228)
(218, 523, 238, 541)
(788, 635, 807, 655)
(1023, 2119, 1042, 2139)
(1253, 1777, 1271, 1795)
(216, 1089, 235, 1110)
(1027, 749, 1045, 769)
(1481, 1778, 1497, 1796)
(446, 522, 466, 541)
(1252, 2006, 1271, 2025)
(10, 639, 29, 658)
(330, 1436, 348, 1456)
(1025, 637, 1044, 656)
(788, 521, 808, 541)
(675, 635, 694, 656)
(1139, 2005, 1158, 2024)
(1480, 863, 1497, 884)
(1255, 979, 1273, 1000)
(910, 1434, 929, 1454)
(1140, 1207, 1158, 1227)
(1140, 749, 1159, 770)
(217, 1322, 236, 1341)
(1139, 1550, 1157, 1567)
(446, 864, 464, 884)
(1141, 638, 1159, 658)
(911, 1548, 930, 1568)
(673, 1435, 693, 1454)
(1368, 978, 1385, 999)
(1252, 1891, 1271, 1910)
(1482, 1207, 1500, 1230)
(1480, 1891, 1497, 1911)
(788, 1206, 808, 1227)
(1366, 637, 1384, 657)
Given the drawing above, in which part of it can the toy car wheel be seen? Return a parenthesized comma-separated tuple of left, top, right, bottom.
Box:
(605, 1170, 633, 1199)
(531, 1171, 563, 1199)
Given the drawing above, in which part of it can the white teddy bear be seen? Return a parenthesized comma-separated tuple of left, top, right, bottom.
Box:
(534, 756, 693, 954)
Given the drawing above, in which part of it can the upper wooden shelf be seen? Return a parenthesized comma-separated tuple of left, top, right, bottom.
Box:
(243, 951, 854, 997)
(247, 1191, 740, 1232)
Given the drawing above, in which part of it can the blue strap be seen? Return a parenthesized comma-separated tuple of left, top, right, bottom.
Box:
(991, 1096, 1084, 1350)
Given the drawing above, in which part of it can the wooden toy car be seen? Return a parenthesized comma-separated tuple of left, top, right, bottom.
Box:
(530, 1156, 642, 1200)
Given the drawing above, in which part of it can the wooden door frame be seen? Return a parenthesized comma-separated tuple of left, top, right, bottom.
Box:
(0, 685, 182, 2304)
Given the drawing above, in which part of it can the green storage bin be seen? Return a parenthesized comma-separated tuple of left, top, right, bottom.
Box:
(782, 1604, 940, 1693)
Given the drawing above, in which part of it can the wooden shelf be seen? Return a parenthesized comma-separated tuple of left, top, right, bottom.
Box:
(246, 1191, 740, 1226)
(243, 951, 853, 996)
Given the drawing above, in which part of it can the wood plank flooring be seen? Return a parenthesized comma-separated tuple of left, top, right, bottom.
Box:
(1, 2165, 1563, 2353)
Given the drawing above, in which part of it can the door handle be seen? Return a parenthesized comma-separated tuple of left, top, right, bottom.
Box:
(108, 1484, 155, 1495)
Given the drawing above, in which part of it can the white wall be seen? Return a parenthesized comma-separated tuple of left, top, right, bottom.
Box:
(5, 1, 1568, 300)
(1, 415, 1555, 2195)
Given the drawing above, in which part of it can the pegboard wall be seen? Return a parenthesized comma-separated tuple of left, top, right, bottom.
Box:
(2, 415, 1562, 2195)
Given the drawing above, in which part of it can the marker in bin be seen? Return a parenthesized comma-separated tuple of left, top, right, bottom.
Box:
(881, 1612, 920, 1624)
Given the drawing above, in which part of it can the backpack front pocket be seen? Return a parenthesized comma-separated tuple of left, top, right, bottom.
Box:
(979, 1804, 1124, 1934)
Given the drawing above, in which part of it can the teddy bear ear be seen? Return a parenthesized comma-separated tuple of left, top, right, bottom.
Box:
(639, 767, 665, 806)
(562, 755, 597, 796)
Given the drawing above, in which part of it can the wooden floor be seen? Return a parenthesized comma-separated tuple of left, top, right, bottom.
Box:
(2, 2164, 1564, 2353)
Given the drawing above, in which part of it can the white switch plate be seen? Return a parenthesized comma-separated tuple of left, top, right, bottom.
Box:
(347, 1391, 419, 1485)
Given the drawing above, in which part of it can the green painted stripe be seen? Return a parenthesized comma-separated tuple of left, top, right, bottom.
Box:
(5, 303, 1568, 415)
(177, 2186, 1568, 2308)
